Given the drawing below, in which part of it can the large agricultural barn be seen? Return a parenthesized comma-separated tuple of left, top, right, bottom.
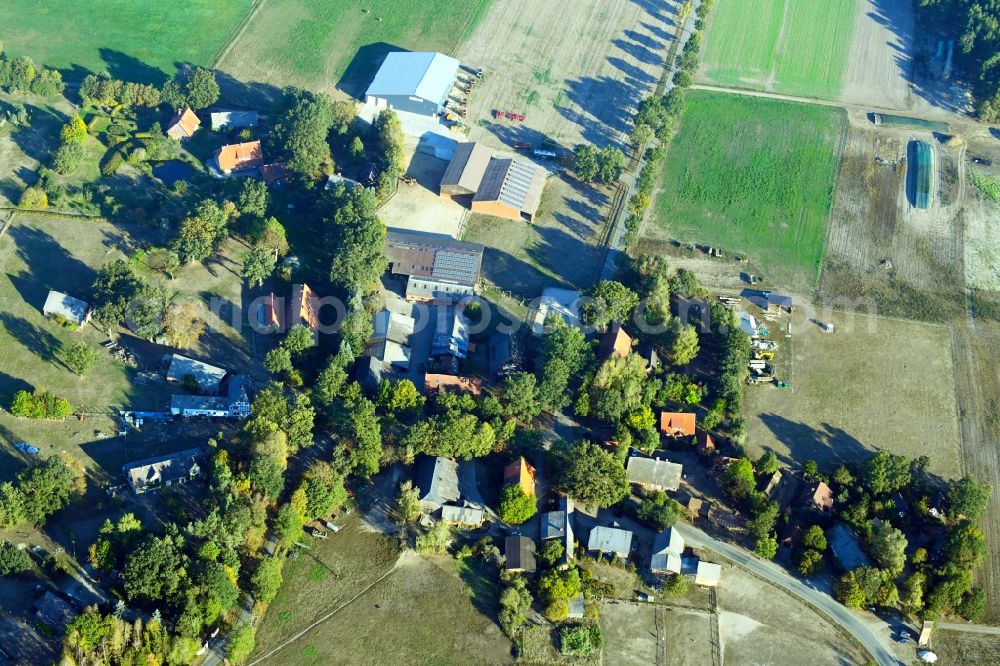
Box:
(440, 142, 546, 221)
(383, 230, 484, 301)
(365, 51, 461, 117)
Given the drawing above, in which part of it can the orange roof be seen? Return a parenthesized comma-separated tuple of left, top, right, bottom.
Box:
(807, 481, 834, 510)
(216, 140, 263, 172)
(697, 431, 715, 455)
(660, 412, 696, 436)
(424, 374, 482, 396)
(260, 162, 289, 184)
(503, 457, 536, 496)
(167, 107, 200, 139)
(599, 323, 632, 359)
(288, 283, 319, 333)
(263, 293, 282, 329)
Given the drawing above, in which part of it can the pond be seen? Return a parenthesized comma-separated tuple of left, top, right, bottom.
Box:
(152, 160, 196, 187)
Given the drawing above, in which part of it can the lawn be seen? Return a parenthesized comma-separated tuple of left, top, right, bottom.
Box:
(701, 0, 858, 99)
(650, 91, 846, 285)
(0, 1, 253, 83)
(218, 0, 493, 94)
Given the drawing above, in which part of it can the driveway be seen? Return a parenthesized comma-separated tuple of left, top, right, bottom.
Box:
(675, 523, 904, 666)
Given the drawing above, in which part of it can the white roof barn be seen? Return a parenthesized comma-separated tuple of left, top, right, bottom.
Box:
(650, 528, 685, 574)
(365, 51, 460, 116)
(210, 111, 259, 130)
(42, 290, 90, 327)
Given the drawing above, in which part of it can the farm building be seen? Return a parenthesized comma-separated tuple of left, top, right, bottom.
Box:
(530, 288, 581, 335)
(827, 523, 871, 571)
(367, 307, 415, 370)
(166, 107, 200, 140)
(166, 354, 227, 394)
(627, 456, 683, 491)
(803, 480, 834, 512)
(170, 374, 251, 418)
(505, 535, 537, 572)
(911, 140, 934, 209)
(210, 110, 259, 130)
(424, 373, 482, 396)
(288, 283, 320, 342)
(415, 456, 460, 512)
(695, 561, 722, 587)
(440, 142, 493, 197)
(504, 457, 537, 496)
(431, 307, 471, 360)
(488, 331, 520, 376)
(541, 496, 575, 563)
(598, 322, 632, 360)
(383, 230, 484, 301)
(440, 504, 484, 526)
(472, 157, 546, 221)
(42, 290, 90, 327)
(215, 140, 263, 174)
(587, 526, 633, 558)
(123, 447, 206, 494)
(660, 412, 696, 437)
(650, 528, 685, 574)
(365, 51, 460, 116)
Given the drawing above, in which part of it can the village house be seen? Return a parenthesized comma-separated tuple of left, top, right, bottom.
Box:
(803, 480, 835, 512)
(598, 322, 632, 360)
(123, 447, 206, 494)
(383, 230, 484, 302)
(587, 525, 633, 559)
(650, 527, 685, 574)
(165, 354, 227, 394)
(414, 456, 460, 513)
(505, 535, 537, 573)
(503, 457, 537, 496)
(541, 496, 575, 563)
(288, 283, 320, 343)
(626, 456, 683, 492)
(424, 373, 482, 396)
(660, 412, 696, 437)
(42, 290, 90, 328)
(259, 162, 290, 186)
(215, 140, 263, 174)
(166, 107, 200, 140)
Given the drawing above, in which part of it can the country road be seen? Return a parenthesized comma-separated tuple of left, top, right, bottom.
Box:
(675, 523, 905, 666)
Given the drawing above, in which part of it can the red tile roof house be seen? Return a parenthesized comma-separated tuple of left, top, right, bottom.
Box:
(166, 107, 200, 140)
(504, 457, 537, 496)
(660, 412, 696, 437)
(215, 140, 263, 174)
(803, 481, 835, 512)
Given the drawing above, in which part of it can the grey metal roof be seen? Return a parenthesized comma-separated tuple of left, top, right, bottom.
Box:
(166, 354, 227, 392)
(473, 157, 545, 215)
(587, 526, 632, 556)
(440, 142, 492, 193)
(440, 504, 484, 525)
(416, 457, 460, 507)
(650, 528, 685, 573)
(42, 290, 89, 324)
(541, 510, 566, 540)
(171, 394, 228, 412)
(627, 457, 683, 491)
(366, 51, 460, 104)
(210, 111, 259, 130)
(505, 535, 536, 571)
(372, 308, 415, 346)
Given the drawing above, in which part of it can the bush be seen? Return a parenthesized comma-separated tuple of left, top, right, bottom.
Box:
(100, 149, 125, 176)
(9, 389, 73, 419)
(498, 484, 537, 525)
(105, 123, 128, 137)
(18, 186, 48, 210)
(0, 541, 33, 575)
(560, 624, 602, 656)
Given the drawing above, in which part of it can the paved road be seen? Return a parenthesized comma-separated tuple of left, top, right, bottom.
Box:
(675, 523, 904, 666)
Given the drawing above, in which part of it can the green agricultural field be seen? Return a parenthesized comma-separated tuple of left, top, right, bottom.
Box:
(218, 0, 492, 94)
(701, 0, 858, 99)
(651, 91, 846, 285)
(0, 1, 253, 82)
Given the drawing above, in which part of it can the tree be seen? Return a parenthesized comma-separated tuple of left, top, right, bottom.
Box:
(663, 573, 689, 596)
(183, 67, 220, 110)
(538, 540, 565, 568)
(669, 321, 699, 365)
(314, 349, 352, 406)
(227, 625, 256, 665)
(573, 144, 599, 181)
(560, 625, 601, 656)
(901, 572, 926, 613)
(299, 462, 347, 520)
(18, 186, 47, 209)
(865, 450, 910, 496)
(800, 525, 827, 552)
(376, 379, 424, 416)
(947, 475, 992, 521)
(537, 316, 590, 411)
(944, 521, 987, 569)
(249, 216, 289, 256)
(264, 347, 293, 375)
(630, 123, 654, 151)
(325, 185, 387, 290)
(242, 245, 277, 288)
(0, 540, 32, 575)
(91, 258, 146, 328)
(126, 285, 169, 340)
(502, 372, 541, 422)
(748, 502, 779, 540)
(756, 450, 781, 476)
(636, 490, 682, 531)
(270, 89, 334, 182)
(238, 179, 269, 219)
(64, 341, 98, 376)
(958, 587, 987, 621)
(274, 502, 305, 548)
(499, 577, 533, 636)
(251, 555, 284, 605)
(373, 109, 405, 174)
(797, 548, 823, 575)
(499, 484, 537, 525)
(581, 280, 639, 331)
(283, 324, 314, 356)
(416, 520, 451, 554)
(754, 534, 778, 559)
(350, 135, 365, 159)
(123, 535, 187, 602)
(162, 301, 206, 348)
(550, 440, 628, 508)
(869, 522, 908, 574)
(596, 146, 625, 184)
(395, 480, 422, 525)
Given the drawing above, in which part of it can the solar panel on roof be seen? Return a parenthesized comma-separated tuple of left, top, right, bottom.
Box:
(433, 250, 478, 283)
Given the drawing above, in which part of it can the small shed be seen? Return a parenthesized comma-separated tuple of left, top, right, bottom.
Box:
(695, 561, 722, 587)
(43, 290, 90, 327)
(918, 620, 933, 647)
(166, 107, 200, 140)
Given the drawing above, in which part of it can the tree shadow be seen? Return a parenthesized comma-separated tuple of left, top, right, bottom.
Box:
(0, 313, 68, 371)
(212, 69, 285, 111)
(99, 48, 169, 86)
(338, 42, 408, 101)
(557, 73, 648, 146)
(757, 414, 874, 471)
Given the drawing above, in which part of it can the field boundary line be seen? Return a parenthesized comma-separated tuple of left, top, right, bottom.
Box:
(0, 211, 16, 240)
(247, 558, 401, 665)
(212, 0, 268, 70)
(814, 108, 851, 294)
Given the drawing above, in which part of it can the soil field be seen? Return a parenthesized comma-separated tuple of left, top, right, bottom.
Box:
(743, 310, 963, 480)
(0, 0, 251, 83)
(647, 91, 846, 287)
(933, 629, 1000, 665)
(700, 0, 858, 100)
(254, 533, 512, 665)
(950, 322, 1000, 621)
(460, 0, 680, 152)
(601, 602, 713, 666)
(819, 122, 967, 322)
(217, 0, 491, 97)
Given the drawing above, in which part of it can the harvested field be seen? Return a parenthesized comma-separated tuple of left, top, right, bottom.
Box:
(647, 91, 846, 286)
(218, 0, 491, 96)
(964, 154, 1000, 292)
(255, 538, 512, 665)
(601, 602, 713, 666)
(744, 310, 962, 480)
(700, 0, 858, 99)
(460, 0, 680, 151)
(951, 322, 1000, 621)
(933, 629, 1000, 665)
(820, 123, 966, 322)
(0, 0, 251, 82)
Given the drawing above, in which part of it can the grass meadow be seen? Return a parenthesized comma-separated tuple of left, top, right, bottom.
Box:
(0, 1, 252, 82)
(218, 0, 493, 93)
(651, 91, 846, 285)
(701, 0, 858, 99)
